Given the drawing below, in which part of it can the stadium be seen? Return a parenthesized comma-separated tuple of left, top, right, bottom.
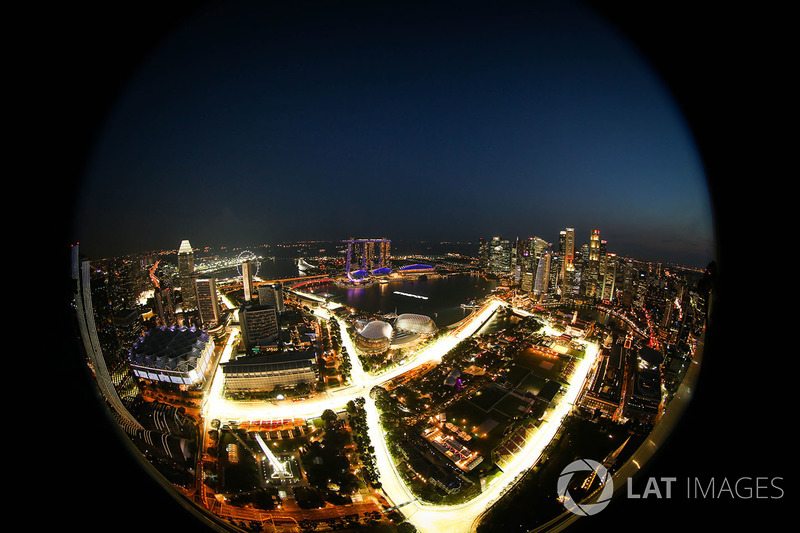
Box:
(127, 325, 215, 386)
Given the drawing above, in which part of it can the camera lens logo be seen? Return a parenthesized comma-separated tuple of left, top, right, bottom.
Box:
(557, 459, 614, 516)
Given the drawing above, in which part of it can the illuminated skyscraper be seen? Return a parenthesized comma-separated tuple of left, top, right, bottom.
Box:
(345, 238, 391, 275)
(533, 251, 552, 302)
(582, 229, 602, 298)
(258, 283, 284, 314)
(70, 244, 143, 429)
(588, 229, 600, 261)
(153, 286, 176, 327)
(488, 236, 512, 274)
(601, 255, 617, 302)
(240, 304, 279, 353)
(559, 228, 575, 297)
(242, 259, 255, 303)
(521, 271, 534, 293)
(478, 238, 489, 270)
(177, 239, 196, 310)
(195, 278, 220, 327)
(106, 257, 146, 316)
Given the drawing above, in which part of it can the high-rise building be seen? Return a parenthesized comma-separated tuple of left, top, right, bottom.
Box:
(622, 260, 638, 307)
(153, 286, 176, 327)
(345, 238, 391, 275)
(242, 260, 256, 303)
(478, 238, 489, 270)
(113, 309, 145, 351)
(511, 237, 520, 272)
(582, 229, 602, 298)
(521, 271, 534, 293)
(194, 278, 220, 327)
(533, 251, 552, 302)
(240, 304, 279, 353)
(601, 255, 617, 302)
(488, 236, 512, 274)
(106, 257, 146, 316)
(177, 239, 197, 310)
(149, 261, 177, 326)
(71, 244, 143, 429)
(559, 228, 575, 297)
(532, 237, 549, 267)
(588, 229, 601, 261)
(258, 283, 284, 314)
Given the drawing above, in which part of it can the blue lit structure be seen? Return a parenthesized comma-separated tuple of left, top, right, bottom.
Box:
(344, 238, 391, 282)
(399, 264, 434, 272)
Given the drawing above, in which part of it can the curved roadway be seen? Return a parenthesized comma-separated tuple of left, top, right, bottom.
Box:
(202, 298, 601, 533)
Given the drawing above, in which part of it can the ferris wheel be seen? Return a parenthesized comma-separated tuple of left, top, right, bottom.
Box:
(237, 250, 260, 277)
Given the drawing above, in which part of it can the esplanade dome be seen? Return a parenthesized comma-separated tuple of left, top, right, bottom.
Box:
(354, 320, 393, 354)
(359, 320, 393, 339)
(395, 313, 436, 334)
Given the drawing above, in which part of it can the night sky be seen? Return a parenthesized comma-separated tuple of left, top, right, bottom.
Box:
(68, 0, 715, 266)
(46, 4, 790, 531)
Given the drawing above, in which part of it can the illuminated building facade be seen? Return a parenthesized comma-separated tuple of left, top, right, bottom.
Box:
(521, 271, 534, 293)
(221, 350, 318, 391)
(153, 286, 177, 327)
(241, 259, 255, 303)
(258, 283, 284, 314)
(128, 325, 215, 386)
(177, 239, 197, 310)
(533, 251, 552, 301)
(478, 238, 489, 270)
(488, 236, 512, 274)
(345, 238, 391, 275)
(624, 345, 664, 421)
(559, 228, 575, 297)
(601, 255, 617, 302)
(354, 320, 393, 354)
(194, 278, 221, 327)
(582, 229, 602, 298)
(240, 304, 279, 353)
(71, 244, 143, 429)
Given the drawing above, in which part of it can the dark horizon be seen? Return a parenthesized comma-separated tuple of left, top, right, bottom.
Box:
(72, 228, 713, 271)
(67, 0, 715, 269)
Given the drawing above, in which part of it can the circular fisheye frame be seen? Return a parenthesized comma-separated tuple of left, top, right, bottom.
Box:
(68, 1, 718, 532)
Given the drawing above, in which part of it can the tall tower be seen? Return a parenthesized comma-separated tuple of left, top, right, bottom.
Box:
(195, 278, 220, 327)
(589, 229, 601, 261)
(489, 236, 512, 274)
(559, 228, 575, 297)
(71, 244, 143, 429)
(478, 238, 489, 270)
(258, 283, 285, 314)
(583, 229, 602, 298)
(177, 240, 196, 310)
(533, 251, 552, 302)
(345, 238, 391, 275)
(242, 260, 255, 303)
(601, 255, 617, 302)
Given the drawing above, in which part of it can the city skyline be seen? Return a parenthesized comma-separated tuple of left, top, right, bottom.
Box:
(68, 0, 715, 268)
(48, 2, 789, 532)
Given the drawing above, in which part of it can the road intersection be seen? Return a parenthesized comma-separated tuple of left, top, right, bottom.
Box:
(201, 298, 601, 533)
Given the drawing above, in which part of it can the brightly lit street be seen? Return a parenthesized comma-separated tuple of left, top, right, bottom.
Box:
(200, 294, 600, 533)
